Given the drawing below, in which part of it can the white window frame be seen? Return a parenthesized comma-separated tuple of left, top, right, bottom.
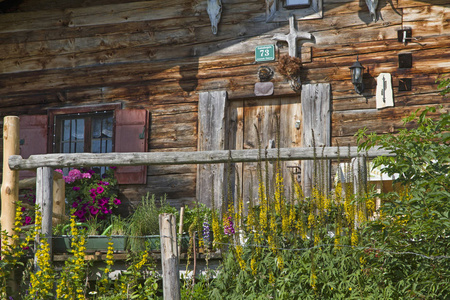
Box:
(266, 0, 323, 22)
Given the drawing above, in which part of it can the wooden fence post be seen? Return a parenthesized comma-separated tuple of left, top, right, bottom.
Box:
(0, 116, 20, 296)
(159, 213, 181, 300)
(52, 172, 65, 226)
(1, 116, 20, 249)
(35, 167, 54, 259)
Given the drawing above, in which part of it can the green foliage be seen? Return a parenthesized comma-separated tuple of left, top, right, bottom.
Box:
(94, 250, 160, 300)
(356, 106, 450, 298)
(357, 107, 450, 253)
(208, 240, 392, 299)
(181, 275, 211, 300)
(127, 193, 177, 251)
(437, 76, 450, 96)
(182, 203, 212, 233)
(191, 105, 450, 299)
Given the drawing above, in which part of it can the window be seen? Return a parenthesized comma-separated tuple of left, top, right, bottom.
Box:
(19, 104, 149, 184)
(54, 112, 113, 154)
(54, 111, 114, 175)
(266, 0, 322, 22)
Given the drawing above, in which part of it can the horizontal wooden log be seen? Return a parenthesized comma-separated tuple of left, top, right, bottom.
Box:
(398, 0, 448, 8)
(8, 147, 394, 170)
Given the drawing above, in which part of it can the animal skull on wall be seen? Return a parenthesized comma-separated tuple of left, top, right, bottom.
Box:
(207, 0, 222, 35)
(365, 0, 379, 22)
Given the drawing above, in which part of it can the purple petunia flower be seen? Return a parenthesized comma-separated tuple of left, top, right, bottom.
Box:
(72, 202, 79, 208)
(98, 197, 108, 207)
(23, 216, 32, 225)
(97, 186, 104, 194)
(89, 206, 99, 215)
(74, 210, 86, 219)
(72, 186, 80, 191)
(113, 198, 121, 205)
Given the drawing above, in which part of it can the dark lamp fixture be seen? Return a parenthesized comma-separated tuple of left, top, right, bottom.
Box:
(349, 56, 365, 94)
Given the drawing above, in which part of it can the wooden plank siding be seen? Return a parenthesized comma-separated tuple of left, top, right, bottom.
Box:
(0, 0, 449, 208)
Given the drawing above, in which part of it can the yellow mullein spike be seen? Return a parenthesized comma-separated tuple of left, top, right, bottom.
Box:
(351, 230, 358, 247)
(334, 225, 341, 250)
(308, 213, 315, 229)
(251, 257, 258, 275)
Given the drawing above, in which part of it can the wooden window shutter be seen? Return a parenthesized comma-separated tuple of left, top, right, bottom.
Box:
(19, 115, 48, 179)
(115, 109, 149, 184)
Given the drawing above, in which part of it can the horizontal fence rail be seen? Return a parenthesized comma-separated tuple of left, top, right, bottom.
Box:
(8, 146, 393, 170)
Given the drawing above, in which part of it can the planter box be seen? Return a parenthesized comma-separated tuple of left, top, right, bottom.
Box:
(53, 235, 127, 253)
(127, 234, 192, 252)
(53, 233, 208, 253)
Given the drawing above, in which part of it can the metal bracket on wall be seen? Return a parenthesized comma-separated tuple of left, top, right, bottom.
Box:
(139, 127, 145, 139)
(287, 165, 302, 182)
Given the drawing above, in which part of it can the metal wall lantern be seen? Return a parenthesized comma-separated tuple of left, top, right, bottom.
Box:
(349, 56, 365, 94)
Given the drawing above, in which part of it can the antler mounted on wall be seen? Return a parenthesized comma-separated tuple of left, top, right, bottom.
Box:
(207, 0, 222, 35)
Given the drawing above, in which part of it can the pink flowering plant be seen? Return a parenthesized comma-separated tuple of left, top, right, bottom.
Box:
(56, 167, 121, 223)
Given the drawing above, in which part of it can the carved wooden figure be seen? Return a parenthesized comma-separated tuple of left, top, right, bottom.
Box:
(207, 0, 222, 35)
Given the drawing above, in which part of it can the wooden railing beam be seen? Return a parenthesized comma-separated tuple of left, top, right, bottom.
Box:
(9, 147, 393, 170)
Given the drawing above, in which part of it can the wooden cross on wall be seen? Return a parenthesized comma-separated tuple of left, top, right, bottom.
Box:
(272, 15, 312, 57)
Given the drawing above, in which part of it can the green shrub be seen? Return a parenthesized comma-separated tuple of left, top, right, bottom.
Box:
(127, 193, 177, 251)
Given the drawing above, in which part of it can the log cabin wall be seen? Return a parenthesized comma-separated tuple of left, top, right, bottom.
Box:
(0, 0, 449, 209)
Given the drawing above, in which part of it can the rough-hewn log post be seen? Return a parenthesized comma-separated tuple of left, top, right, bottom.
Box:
(159, 213, 180, 300)
(36, 167, 54, 257)
(52, 172, 65, 226)
(1, 116, 20, 296)
(1, 116, 20, 250)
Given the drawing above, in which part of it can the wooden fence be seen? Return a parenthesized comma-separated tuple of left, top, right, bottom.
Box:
(1, 116, 394, 300)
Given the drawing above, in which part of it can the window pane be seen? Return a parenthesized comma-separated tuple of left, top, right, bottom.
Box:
(71, 120, 76, 140)
(102, 117, 113, 138)
(91, 114, 113, 154)
(63, 120, 71, 142)
(92, 139, 100, 153)
(63, 142, 70, 153)
(76, 119, 85, 140)
(92, 118, 102, 139)
(106, 139, 113, 152)
(76, 141, 84, 153)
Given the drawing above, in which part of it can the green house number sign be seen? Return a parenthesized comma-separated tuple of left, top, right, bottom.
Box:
(255, 45, 275, 62)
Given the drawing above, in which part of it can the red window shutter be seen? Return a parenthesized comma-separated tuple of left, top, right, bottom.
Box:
(19, 115, 48, 179)
(115, 109, 149, 184)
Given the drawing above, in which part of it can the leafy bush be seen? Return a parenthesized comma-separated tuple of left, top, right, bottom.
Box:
(356, 106, 450, 298)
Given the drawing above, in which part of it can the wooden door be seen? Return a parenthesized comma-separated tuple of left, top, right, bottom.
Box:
(227, 95, 302, 207)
